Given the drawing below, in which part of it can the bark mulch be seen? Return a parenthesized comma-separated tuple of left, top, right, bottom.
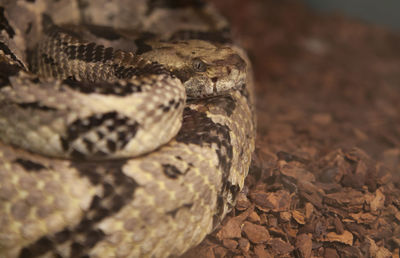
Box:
(183, 0, 400, 257)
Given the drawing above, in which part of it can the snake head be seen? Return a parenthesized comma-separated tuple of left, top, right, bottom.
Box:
(140, 39, 247, 99)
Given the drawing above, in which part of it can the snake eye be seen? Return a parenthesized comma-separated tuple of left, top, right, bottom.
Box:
(192, 58, 207, 72)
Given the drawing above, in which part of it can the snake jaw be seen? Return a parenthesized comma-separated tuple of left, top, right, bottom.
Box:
(184, 66, 246, 99)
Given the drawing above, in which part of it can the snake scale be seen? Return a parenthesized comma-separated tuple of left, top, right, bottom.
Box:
(0, 0, 255, 257)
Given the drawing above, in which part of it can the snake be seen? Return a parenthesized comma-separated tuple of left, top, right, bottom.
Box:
(0, 0, 256, 257)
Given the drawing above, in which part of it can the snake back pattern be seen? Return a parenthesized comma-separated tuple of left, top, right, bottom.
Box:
(0, 0, 256, 257)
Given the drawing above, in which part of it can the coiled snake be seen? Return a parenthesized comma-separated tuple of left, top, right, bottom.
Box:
(0, 0, 255, 257)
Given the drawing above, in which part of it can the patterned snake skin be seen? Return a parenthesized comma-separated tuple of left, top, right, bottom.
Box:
(0, 0, 256, 257)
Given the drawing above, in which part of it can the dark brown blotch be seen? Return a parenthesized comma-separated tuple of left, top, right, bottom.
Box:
(19, 236, 54, 258)
(17, 102, 56, 111)
(62, 112, 140, 156)
(70, 242, 85, 257)
(84, 230, 105, 247)
(0, 42, 24, 68)
(134, 32, 155, 55)
(162, 164, 183, 179)
(0, 7, 16, 38)
(54, 229, 71, 244)
(15, 158, 46, 171)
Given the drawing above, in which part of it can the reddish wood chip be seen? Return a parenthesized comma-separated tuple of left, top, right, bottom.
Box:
(213, 247, 228, 258)
(324, 189, 365, 211)
(280, 164, 315, 182)
(295, 234, 312, 258)
(238, 238, 251, 253)
(222, 239, 238, 250)
(249, 190, 291, 212)
(280, 211, 292, 222)
(324, 248, 340, 258)
(349, 212, 377, 224)
(248, 211, 261, 223)
(242, 221, 270, 244)
(370, 189, 386, 212)
(216, 216, 243, 240)
(395, 212, 400, 222)
(254, 244, 273, 258)
(292, 210, 306, 225)
(216, 206, 254, 240)
(235, 192, 252, 211)
(267, 238, 294, 255)
(321, 230, 353, 246)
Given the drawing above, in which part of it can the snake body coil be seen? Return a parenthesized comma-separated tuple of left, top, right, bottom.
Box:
(0, 0, 255, 257)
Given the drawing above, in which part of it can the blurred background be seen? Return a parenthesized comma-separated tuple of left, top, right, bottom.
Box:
(304, 0, 400, 30)
(192, 0, 400, 257)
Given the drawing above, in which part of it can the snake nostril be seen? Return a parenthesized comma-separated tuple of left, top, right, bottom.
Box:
(213, 83, 218, 94)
